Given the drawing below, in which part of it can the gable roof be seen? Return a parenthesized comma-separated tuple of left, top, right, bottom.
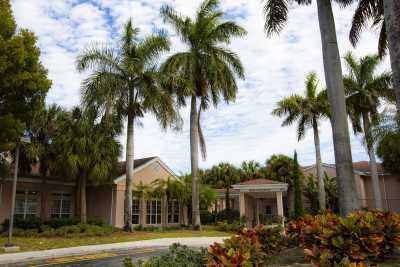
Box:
(113, 156, 176, 184)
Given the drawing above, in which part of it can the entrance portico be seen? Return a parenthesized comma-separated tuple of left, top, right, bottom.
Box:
(232, 179, 288, 227)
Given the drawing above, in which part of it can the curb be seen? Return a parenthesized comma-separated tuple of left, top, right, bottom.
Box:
(0, 236, 228, 265)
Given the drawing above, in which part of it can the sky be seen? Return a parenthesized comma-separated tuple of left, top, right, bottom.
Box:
(11, 0, 392, 174)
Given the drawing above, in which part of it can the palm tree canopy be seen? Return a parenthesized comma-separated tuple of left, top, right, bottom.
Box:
(161, 0, 246, 105)
(272, 72, 329, 141)
(349, 0, 387, 57)
(53, 107, 121, 183)
(202, 162, 240, 189)
(76, 19, 180, 129)
(343, 52, 393, 134)
(263, 0, 354, 36)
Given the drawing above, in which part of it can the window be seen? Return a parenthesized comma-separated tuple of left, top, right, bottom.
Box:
(51, 192, 72, 218)
(132, 198, 140, 224)
(15, 190, 39, 219)
(168, 200, 179, 224)
(146, 199, 161, 224)
(265, 205, 272, 216)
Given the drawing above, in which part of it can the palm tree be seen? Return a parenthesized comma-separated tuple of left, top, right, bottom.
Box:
(343, 52, 392, 209)
(272, 72, 329, 211)
(76, 20, 180, 230)
(160, 0, 246, 229)
(240, 160, 263, 180)
(263, 0, 360, 215)
(348, 0, 400, 112)
(53, 107, 121, 223)
(204, 163, 239, 210)
(27, 104, 65, 217)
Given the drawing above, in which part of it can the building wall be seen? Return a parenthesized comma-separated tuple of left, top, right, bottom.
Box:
(0, 179, 75, 223)
(86, 185, 113, 224)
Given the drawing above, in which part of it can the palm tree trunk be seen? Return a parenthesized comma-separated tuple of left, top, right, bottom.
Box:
(383, 0, 400, 111)
(190, 95, 201, 230)
(316, 0, 359, 215)
(80, 174, 87, 224)
(225, 188, 230, 210)
(312, 119, 326, 211)
(124, 109, 134, 231)
(362, 113, 383, 209)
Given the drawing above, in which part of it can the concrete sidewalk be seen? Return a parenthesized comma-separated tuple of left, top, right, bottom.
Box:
(0, 236, 227, 265)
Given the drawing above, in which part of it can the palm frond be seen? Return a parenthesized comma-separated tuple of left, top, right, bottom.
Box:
(208, 21, 247, 44)
(263, 0, 289, 36)
(349, 0, 374, 47)
(137, 33, 170, 67)
(160, 5, 191, 43)
(378, 22, 387, 58)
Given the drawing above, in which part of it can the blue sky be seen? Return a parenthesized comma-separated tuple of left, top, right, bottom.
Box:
(11, 0, 392, 174)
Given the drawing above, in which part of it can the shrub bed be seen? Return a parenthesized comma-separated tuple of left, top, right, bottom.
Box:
(208, 225, 286, 266)
(2, 217, 116, 237)
(286, 210, 400, 266)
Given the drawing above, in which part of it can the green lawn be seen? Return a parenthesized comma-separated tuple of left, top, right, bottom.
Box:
(0, 228, 229, 253)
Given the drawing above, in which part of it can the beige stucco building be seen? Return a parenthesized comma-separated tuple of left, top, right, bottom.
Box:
(0, 157, 182, 228)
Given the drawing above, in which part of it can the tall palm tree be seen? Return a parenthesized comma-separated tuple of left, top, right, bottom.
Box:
(343, 52, 392, 209)
(348, 0, 400, 112)
(76, 20, 180, 230)
(53, 107, 121, 223)
(160, 0, 246, 229)
(263, 0, 360, 215)
(272, 72, 329, 211)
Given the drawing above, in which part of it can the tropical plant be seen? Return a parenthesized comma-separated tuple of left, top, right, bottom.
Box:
(272, 72, 329, 211)
(160, 0, 246, 229)
(293, 151, 304, 218)
(348, 0, 400, 112)
(343, 52, 392, 209)
(240, 160, 264, 180)
(304, 173, 339, 214)
(53, 107, 121, 223)
(266, 154, 299, 215)
(263, 0, 360, 215)
(375, 110, 400, 175)
(76, 20, 179, 230)
(202, 163, 240, 210)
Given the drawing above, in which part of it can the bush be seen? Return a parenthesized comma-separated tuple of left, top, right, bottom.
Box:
(2, 217, 42, 231)
(215, 209, 240, 224)
(124, 243, 207, 267)
(43, 217, 80, 229)
(287, 211, 400, 266)
(215, 221, 243, 233)
(200, 210, 215, 225)
(208, 225, 287, 266)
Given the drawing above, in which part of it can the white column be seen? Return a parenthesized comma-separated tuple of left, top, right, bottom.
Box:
(276, 191, 284, 217)
(256, 199, 260, 225)
(239, 192, 246, 218)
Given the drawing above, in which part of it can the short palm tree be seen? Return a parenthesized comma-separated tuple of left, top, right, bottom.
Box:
(160, 0, 246, 229)
(53, 107, 121, 223)
(76, 19, 180, 230)
(263, 0, 360, 215)
(240, 160, 263, 180)
(272, 72, 329, 211)
(343, 52, 392, 209)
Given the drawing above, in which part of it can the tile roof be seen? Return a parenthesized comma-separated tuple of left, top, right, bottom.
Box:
(236, 178, 282, 185)
(116, 157, 157, 176)
(352, 161, 384, 173)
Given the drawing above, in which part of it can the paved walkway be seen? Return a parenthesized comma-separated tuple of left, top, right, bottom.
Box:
(0, 236, 227, 265)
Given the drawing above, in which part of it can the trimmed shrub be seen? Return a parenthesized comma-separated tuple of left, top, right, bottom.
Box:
(215, 221, 243, 233)
(215, 209, 240, 224)
(124, 243, 207, 267)
(43, 217, 80, 229)
(200, 210, 214, 225)
(2, 217, 42, 231)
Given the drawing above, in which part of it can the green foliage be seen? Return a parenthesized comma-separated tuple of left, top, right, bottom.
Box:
(286, 211, 400, 266)
(293, 151, 304, 218)
(266, 154, 299, 185)
(377, 132, 400, 175)
(200, 210, 215, 225)
(124, 244, 208, 267)
(214, 221, 244, 233)
(0, 0, 51, 157)
(215, 209, 240, 224)
(239, 160, 265, 181)
(304, 173, 339, 214)
(208, 225, 287, 266)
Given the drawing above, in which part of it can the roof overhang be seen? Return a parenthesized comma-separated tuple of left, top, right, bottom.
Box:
(232, 183, 288, 192)
(113, 157, 177, 184)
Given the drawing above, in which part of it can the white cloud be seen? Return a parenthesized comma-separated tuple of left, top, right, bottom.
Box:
(11, 0, 393, 173)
